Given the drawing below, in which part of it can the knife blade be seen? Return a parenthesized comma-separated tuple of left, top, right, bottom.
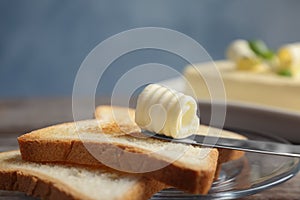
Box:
(142, 130, 300, 158)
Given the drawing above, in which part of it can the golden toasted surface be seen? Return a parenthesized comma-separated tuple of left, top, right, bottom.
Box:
(95, 105, 245, 157)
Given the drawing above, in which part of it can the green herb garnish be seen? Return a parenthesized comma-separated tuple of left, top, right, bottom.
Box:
(278, 69, 292, 77)
(248, 40, 275, 60)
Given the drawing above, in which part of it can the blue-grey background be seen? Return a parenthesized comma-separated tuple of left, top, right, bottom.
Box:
(1, 0, 300, 97)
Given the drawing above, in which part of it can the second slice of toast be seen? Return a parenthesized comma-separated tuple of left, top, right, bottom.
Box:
(95, 105, 246, 178)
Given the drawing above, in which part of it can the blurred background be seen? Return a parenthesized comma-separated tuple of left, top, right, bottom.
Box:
(1, 0, 300, 97)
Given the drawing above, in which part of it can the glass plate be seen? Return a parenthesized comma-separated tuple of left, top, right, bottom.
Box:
(1, 129, 299, 200)
(150, 129, 300, 200)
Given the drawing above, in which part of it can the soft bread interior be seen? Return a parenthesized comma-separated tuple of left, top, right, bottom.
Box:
(0, 151, 164, 200)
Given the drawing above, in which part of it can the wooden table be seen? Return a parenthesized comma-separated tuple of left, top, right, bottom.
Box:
(0, 98, 299, 200)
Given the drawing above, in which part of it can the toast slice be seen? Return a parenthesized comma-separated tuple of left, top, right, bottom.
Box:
(94, 105, 246, 177)
(18, 120, 219, 194)
(0, 150, 165, 200)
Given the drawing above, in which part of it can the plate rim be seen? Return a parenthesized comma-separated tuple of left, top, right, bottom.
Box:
(152, 128, 300, 200)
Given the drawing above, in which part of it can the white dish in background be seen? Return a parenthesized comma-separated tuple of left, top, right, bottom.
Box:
(159, 77, 300, 143)
(198, 100, 300, 143)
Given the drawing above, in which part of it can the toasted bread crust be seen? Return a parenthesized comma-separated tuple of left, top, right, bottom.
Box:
(0, 168, 165, 200)
(145, 148, 218, 194)
(125, 177, 168, 200)
(18, 133, 218, 194)
(0, 165, 90, 200)
(0, 151, 166, 200)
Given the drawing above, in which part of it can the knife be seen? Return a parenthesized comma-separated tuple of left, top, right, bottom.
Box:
(142, 130, 300, 158)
